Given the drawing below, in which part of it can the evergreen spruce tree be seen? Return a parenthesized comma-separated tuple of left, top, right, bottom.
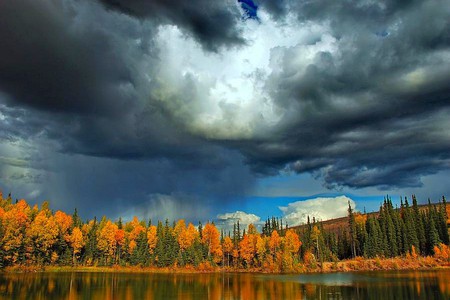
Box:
(72, 208, 82, 229)
(426, 210, 441, 254)
(155, 221, 165, 267)
(348, 201, 357, 258)
(403, 198, 419, 254)
(364, 216, 378, 258)
(130, 231, 150, 266)
(378, 203, 388, 257)
(412, 195, 426, 254)
(438, 198, 449, 245)
(84, 217, 99, 265)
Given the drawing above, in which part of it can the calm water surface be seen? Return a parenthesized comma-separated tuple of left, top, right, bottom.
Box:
(0, 269, 449, 299)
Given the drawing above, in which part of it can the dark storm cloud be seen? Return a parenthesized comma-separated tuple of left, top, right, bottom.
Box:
(0, 0, 218, 161)
(0, 0, 140, 115)
(0, 0, 449, 218)
(236, 0, 450, 189)
(98, 0, 245, 51)
(0, 0, 255, 218)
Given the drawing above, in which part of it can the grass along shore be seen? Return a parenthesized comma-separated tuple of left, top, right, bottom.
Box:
(3, 255, 449, 274)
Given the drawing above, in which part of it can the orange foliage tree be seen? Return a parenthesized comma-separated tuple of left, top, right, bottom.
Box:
(26, 209, 59, 263)
(54, 210, 73, 243)
(126, 216, 145, 255)
(202, 222, 222, 263)
(222, 236, 234, 267)
(256, 235, 268, 267)
(268, 230, 281, 258)
(147, 225, 158, 255)
(97, 220, 118, 264)
(69, 227, 84, 265)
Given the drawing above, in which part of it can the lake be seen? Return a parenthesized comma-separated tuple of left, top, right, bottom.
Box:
(0, 269, 449, 299)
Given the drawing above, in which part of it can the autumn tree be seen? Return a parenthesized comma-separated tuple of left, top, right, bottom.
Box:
(202, 222, 222, 263)
(239, 234, 255, 267)
(126, 217, 145, 256)
(97, 219, 118, 265)
(54, 210, 73, 264)
(26, 209, 59, 264)
(268, 230, 281, 259)
(115, 228, 125, 264)
(284, 229, 301, 256)
(222, 236, 234, 267)
(177, 222, 200, 266)
(1, 199, 31, 265)
(69, 227, 84, 265)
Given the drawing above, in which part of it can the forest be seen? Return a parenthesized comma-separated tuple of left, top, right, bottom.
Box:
(0, 191, 449, 272)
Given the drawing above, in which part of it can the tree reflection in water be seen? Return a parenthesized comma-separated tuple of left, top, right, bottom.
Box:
(0, 270, 449, 299)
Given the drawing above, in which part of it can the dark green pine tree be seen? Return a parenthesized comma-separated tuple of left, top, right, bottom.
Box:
(336, 228, 351, 259)
(324, 230, 338, 260)
(83, 217, 99, 265)
(403, 197, 419, 254)
(72, 208, 83, 229)
(426, 212, 441, 254)
(234, 221, 241, 244)
(364, 216, 382, 258)
(412, 195, 426, 254)
(165, 220, 179, 266)
(392, 203, 403, 256)
(438, 197, 449, 245)
(425, 200, 441, 255)
(348, 201, 357, 258)
(130, 231, 150, 266)
(378, 202, 390, 257)
(155, 221, 165, 267)
(385, 197, 399, 257)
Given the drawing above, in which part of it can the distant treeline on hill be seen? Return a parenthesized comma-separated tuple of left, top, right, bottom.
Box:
(0, 191, 449, 272)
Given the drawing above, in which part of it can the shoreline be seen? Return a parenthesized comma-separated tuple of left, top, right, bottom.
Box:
(3, 256, 449, 274)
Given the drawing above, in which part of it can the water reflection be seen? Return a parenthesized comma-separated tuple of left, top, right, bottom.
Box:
(0, 270, 449, 299)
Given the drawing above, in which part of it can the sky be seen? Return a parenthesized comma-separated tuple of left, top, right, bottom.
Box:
(1, 0, 449, 228)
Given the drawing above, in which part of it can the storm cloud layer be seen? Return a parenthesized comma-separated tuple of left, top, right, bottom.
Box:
(0, 0, 449, 219)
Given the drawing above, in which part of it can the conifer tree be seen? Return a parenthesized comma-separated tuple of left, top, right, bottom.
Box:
(412, 195, 426, 254)
(438, 198, 449, 245)
(348, 201, 357, 258)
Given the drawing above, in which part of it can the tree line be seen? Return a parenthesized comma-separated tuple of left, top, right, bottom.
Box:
(297, 196, 449, 265)
(0, 191, 448, 271)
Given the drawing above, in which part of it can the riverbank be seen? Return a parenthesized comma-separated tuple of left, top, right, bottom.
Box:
(3, 255, 449, 274)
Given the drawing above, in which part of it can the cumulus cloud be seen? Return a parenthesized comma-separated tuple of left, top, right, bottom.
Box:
(279, 196, 355, 226)
(216, 211, 262, 231)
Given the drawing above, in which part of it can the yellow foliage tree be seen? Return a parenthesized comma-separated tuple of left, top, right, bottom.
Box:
(147, 225, 158, 254)
(239, 234, 255, 267)
(222, 236, 234, 267)
(69, 227, 84, 265)
(54, 210, 73, 242)
(284, 229, 301, 255)
(178, 222, 198, 251)
(26, 210, 59, 263)
(97, 220, 118, 264)
(202, 222, 222, 263)
(268, 230, 281, 256)
(1, 200, 31, 263)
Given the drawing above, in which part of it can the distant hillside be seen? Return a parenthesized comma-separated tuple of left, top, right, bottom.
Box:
(292, 202, 450, 235)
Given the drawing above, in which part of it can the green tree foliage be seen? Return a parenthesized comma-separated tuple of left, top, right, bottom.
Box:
(0, 191, 449, 270)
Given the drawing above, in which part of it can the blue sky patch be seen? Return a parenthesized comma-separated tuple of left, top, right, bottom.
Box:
(238, 0, 258, 20)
